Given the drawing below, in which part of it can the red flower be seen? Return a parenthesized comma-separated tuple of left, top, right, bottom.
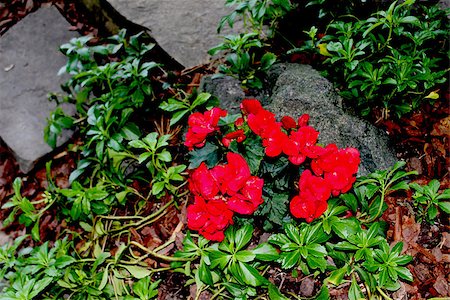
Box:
(290, 195, 328, 223)
(297, 114, 310, 127)
(221, 152, 251, 195)
(222, 129, 246, 148)
(234, 117, 244, 127)
(247, 108, 279, 138)
(281, 116, 297, 130)
(240, 99, 263, 115)
(311, 145, 360, 196)
(227, 176, 264, 215)
(262, 128, 290, 157)
(290, 170, 331, 222)
(187, 196, 234, 241)
(287, 126, 324, 165)
(324, 167, 357, 196)
(184, 107, 227, 150)
(189, 163, 220, 200)
(299, 170, 331, 203)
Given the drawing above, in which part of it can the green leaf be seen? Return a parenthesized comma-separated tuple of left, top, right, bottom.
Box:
(348, 277, 364, 300)
(268, 283, 289, 300)
(234, 224, 253, 251)
(438, 202, 450, 214)
(251, 243, 279, 261)
(191, 93, 212, 108)
(427, 205, 438, 220)
(31, 221, 40, 241)
(331, 218, 360, 240)
(280, 250, 301, 269)
(327, 266, 348, 286)
(143, 132, 158, 150)
(99, 264, 111, 290)
(243, 136, 265, 174)
(284, 223, 302, 245)
(198, 259, 214, 286)
(122, 265, 152, 279)
(138, 152, 152, 164)
(188, 142, 219, 169)
(55, 255, 77, 268)
(129, 140, 147, 149)
(209, 249, 231, 269)
(340, 193, 358, 213)
(152, 181, 165, 195)
(157, 150, 172, 162)
(235, 250, 256, 262)
(170, 109, 189, 126)
(238, 261, 268, 287)
(395, 266, 413, 282)
(260, 52, 277, 71)
(121, 123, 141, 140)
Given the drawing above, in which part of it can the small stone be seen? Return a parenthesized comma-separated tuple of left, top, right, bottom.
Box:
(299, 277, 315, 297)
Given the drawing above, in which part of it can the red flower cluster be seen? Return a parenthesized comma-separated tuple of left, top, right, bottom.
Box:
(240, 99, 323, 164)
(184, 107, 227, 150)
(185, 99, 361, 237)
(240, 99, 360, 223)
(289, 143, 360, 222)
(187, 152, 264, 241)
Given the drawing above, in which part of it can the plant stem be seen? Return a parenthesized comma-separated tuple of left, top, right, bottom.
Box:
(130, 241, 191, 262)
(376, 286, 393, 300)
(210, 287, 226, 300)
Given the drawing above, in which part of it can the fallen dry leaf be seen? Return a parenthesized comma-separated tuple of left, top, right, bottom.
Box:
(431, 116, 450, 136)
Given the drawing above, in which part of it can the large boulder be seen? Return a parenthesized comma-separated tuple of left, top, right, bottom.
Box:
(200, 63, 398, 175)
(267, 63, 397, 175)
(0, 6, 77, 173)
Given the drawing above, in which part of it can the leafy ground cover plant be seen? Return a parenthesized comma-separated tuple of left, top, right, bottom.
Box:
(209, 0, 294, 89)
(208, 32, 277, 89)
(289, 0, 449, 117)
(218, 0, 294, 38)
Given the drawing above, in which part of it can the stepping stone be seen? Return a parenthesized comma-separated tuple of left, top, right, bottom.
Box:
(0, 6, 78, 173)
(108, 0, 241, 67)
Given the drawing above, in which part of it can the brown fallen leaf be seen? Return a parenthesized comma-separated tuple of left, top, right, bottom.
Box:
(431, 116, 450, 136)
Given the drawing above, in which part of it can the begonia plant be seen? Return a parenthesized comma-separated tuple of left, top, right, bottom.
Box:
(184, 99, 361, 241)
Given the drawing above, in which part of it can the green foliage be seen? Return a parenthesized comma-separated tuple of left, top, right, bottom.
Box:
(209, 32, 277, 89)
(0, 236, 162, 299)
(2, 175, 59, 241)
(292, 1, 449, 117)
(159, 92, 219, 126)
(219, 0, 293, 37)
(269, 223, 329, 273)
(347, 161, 417, 222)
(172, 225, 283, 299)
(410, 179, 450, 223)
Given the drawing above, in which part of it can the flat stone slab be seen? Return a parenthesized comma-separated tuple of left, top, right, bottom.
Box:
(108, 0, 241, 68)
(0, 6, 78, 173)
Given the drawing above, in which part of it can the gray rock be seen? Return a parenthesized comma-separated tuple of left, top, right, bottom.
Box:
(200, 76, 246, 114)
(267, 63, 397, 175)
(0, 6, 77, 173)
(108, 0, 243, 68)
